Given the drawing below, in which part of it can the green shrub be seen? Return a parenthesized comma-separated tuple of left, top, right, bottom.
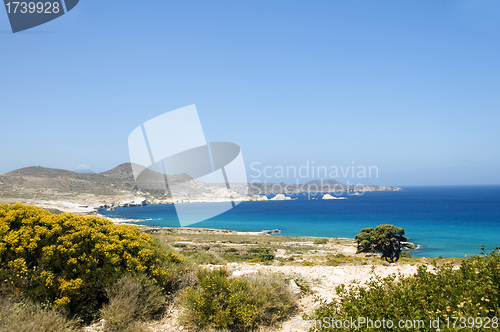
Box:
(308, 249, 500, 331)
(0, 204, 184, 321)
(100, 273, 164, 331)
(259, 249, 275, 262)
(314, 238, 329, 245)
(228, 248, 277, 263)
(0, 298, 79, 332)
(184, 251, 226, 265)
(182, 268, 258, 329)
(182, 269, 297, 330)
(400, 251, 411, 258)
(148, 238, 191, 294)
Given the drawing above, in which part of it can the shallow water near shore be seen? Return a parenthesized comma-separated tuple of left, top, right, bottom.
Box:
(101, 185, 500, 258)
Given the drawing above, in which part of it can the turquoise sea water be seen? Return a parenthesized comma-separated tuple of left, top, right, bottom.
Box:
(100, 186, 500, 258)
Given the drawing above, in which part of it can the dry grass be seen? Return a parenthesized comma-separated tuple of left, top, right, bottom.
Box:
(0, 298, 79, 332)
(100, 274, 165, 331)
(242, 273, 299, 327)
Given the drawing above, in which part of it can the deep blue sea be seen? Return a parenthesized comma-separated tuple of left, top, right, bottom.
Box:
(100, 186, 500, 258)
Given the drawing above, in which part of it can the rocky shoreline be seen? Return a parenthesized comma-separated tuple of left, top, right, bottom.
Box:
(5, 187, 396, 216)
(0, 163, 403, 216)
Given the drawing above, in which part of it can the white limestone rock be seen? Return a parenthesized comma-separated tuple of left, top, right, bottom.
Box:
(270, 194, 292, 201)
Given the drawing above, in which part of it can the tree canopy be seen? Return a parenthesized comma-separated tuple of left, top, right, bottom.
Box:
(355, 224, 412, 263)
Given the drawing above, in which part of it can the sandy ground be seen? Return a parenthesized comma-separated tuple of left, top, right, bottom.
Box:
(84, 262, 420, 332)
(211, 263, 419, 332)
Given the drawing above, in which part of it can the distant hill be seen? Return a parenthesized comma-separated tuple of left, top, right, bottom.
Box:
(0, 163, 192, 198)
(1, 166, 118, 193)
(305, 179, 340, 187)
(0, 163, 402, 202)
(100, 163, 136, 180)
(70, 164, 97, 173)
(247, 181, 401, 194)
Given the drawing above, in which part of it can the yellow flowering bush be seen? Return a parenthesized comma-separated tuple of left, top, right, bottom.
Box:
(0, 203, 184, 320)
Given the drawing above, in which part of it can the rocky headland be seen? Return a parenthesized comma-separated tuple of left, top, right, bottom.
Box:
(0, 163, 402, 213)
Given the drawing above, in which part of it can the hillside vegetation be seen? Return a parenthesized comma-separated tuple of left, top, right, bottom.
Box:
(0, 204, 299, 331)
(0, 203, 186, 324)
(0, 163, 191, 198)
(308, 248, 500, 331)
(2, 204, 496, 331)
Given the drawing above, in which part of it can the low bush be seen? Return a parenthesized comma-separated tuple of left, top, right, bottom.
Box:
(308, 249, 500, 331)
(400, 251, 411, 258)
(0, 203, 185, 321)
(278, 272, 311, 293)
(100, 273, 164, 331)
(222, 247, 276, 263)
(243, 273, 298, 326)
(184, 251, 226, 265)
(182, 269, 297, 330)
(259, 249, 275, 262)
(0, 298, 79, 332)
(314, 238, 329, 245)
(182, 268, 257, 329)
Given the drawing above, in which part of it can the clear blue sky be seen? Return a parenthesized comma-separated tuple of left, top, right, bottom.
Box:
(1, 1, 499, 186)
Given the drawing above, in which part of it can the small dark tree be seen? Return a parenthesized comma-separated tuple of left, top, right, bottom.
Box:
(355, 224, 411, 263)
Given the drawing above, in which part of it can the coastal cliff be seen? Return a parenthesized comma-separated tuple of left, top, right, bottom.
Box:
(0, 163, 401, 213)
